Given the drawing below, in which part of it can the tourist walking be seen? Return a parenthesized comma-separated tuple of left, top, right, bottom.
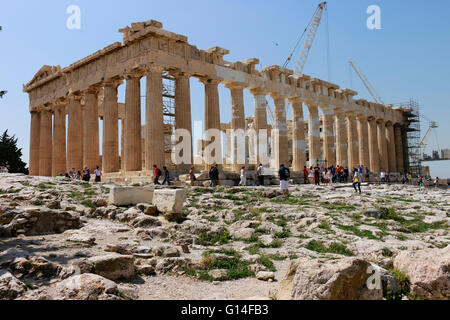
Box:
(209, 164, 219, 187)
(435, 177, 440, 188)
(314, 165, 320, 185)
(0, 163, 8, 173)
(418, 176, 423, 187)
(303, 166, 309, 184)
(162, 166, 170, 185)
(257, 163, 264, 186)
(380, 169, 386, 183)
(352, 167, 362, 194)
(343, 167, 349, 183)
(189, 167, 196, 186)
(94, 166, 102, 183)
(364, 166, 370, 182)
(278, 164, 290, 199)
(153, 165, 162, 185)
(239, 166, 247, 186)
(82, 167, 91, 182)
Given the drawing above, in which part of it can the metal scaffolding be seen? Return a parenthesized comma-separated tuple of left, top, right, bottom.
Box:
(395, 99, 422, 176)
(162, 71, 176, 165)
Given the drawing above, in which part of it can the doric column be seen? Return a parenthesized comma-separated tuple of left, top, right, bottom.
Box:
(377, 119, 389, 172)
(83, 88, 100, 171)
(271, 94, 289, 169)
(368, 117, 380, 172)
(174, 72, 193, 169)
(290, 97, 306, 171)
(250, 88, 268, 166)
(124, 73, 142, 172)
(394, 124, 404, 173)
(335, 111, 348, 167)
(357, 115, 370, 168)
(306, 103, 321, 166)
(39, 108, 53, 177)
(102, 81, 120, 173)
(386, 122, 397, 172)
(226, 83, 246, 172)
(52, 101, 67, 176)
(202, 78, 222, 170)
(145, 66, 165, 170)
(346, 113, 359, 169)
(321, 106, 336, 167)
(67, 94, 83, 172)
(29, 111, 41, 176)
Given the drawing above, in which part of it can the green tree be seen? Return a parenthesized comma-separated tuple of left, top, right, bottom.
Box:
(0, 130, 28, 174)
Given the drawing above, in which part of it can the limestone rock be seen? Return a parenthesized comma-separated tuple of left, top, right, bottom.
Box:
(152, 189, 186, 220)
(208, 269, 228, 280)
(256, 271, 275, 281)
(231, 227, 255, 240)
(0, 270, 27, 300)
(109, 186, 154, 206)
(66, 232, 96, 245)
(136, 203, 158, 216)
(86, 254, 135, 280)
(276, 258, 383, 300)
(394, 246, 450, 299)
(54, 273, 119, 300)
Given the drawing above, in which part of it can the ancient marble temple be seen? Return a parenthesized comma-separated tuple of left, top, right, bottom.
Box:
(23, 20, 410, 179)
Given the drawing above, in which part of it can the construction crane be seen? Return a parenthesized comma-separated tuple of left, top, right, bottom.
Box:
(266, 2, 327, 125)
(283, 2, 327, 75)
(349, 61, 384, 104)
(419, 121, 438, 158)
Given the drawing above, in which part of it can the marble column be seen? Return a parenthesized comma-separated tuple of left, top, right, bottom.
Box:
(368, 117, 380, 172)
(227, 83, 246, 172)
(83, 89, 100, 171)
(306, 103, 321, 166)
(174, 72, 192, 169)
(250, 89, 268, 166)
(357, 115, 370, 168)
(386, 122, 397, 172)
(102, 82, 120, 173)
(52, 102, 67, 176)
(124, 74, 142, 172)
(290, 98, 306, 171)
(346, 113, 359, 169)
(39, 108, 53, 177)
(67, 95, 83, 172)
(29, 111, 41, 176)
(202, 79, 222, 170)
(272, 95, 288, 169)
(335, 111, 348, 167)
(321, 107, 336, 167)
(394, 124, 404, 173)
(145, 67, 165, 170)
(377, 119, 389, 172)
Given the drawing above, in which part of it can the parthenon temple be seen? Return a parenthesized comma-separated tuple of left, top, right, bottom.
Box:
(23, 20, 411, 181)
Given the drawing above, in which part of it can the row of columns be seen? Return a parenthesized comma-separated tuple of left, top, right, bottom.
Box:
(29, 70, 406, 177)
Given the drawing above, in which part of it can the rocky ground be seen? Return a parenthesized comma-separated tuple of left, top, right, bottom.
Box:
(0, 173, 448, 300)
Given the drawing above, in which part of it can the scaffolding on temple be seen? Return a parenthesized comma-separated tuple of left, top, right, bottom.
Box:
(396, 99, 422, 176)
(162, 71, 176, 167)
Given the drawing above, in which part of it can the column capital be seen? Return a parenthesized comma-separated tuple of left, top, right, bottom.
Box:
(224, 81, 245, 90)
(102, 78, 123, 89)
(124, 70, 145, 80)
(54, 98, 68, 109)
(270, 92, 287, 100)
(199, 77, 221, 85)
(83, 86, 101, 96)
(68, 92, 84, 102)
(376, 118, 385, 124)
(250, 87, 269, 96)
(169, 69, 191, 79)
(356, 114, 368, 121)
(144, 64, 165, 74)
(287, 96, 303, 103)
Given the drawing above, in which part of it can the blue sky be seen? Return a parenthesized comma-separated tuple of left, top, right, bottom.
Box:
(1, 0, 449, 176)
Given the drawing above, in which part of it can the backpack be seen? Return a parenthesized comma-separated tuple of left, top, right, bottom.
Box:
(156, 168, 162, 177)
(284, 167, 290, 178)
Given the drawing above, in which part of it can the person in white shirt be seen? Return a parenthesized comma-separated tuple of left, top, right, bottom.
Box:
(352, 168, 362, 194)
(380, 170, 386, 183)
(239, 166, 247, 186)
(94, 166, 102, 183)
(0, 163, 8, 173)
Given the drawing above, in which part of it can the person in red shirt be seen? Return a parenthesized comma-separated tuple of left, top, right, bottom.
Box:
(153, 164, 161, 185)
(303, 166, 309, 184)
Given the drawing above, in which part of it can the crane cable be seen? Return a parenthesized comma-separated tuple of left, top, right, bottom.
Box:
(282, 4, 321, 69)
(325, 4, 331, 81)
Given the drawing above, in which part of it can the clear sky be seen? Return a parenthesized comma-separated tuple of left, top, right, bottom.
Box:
(1, 0, 449, 177)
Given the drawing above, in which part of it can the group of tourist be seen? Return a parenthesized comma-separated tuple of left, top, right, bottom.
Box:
(152, 165, 171, 186)
(56, 166, 102, 183)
